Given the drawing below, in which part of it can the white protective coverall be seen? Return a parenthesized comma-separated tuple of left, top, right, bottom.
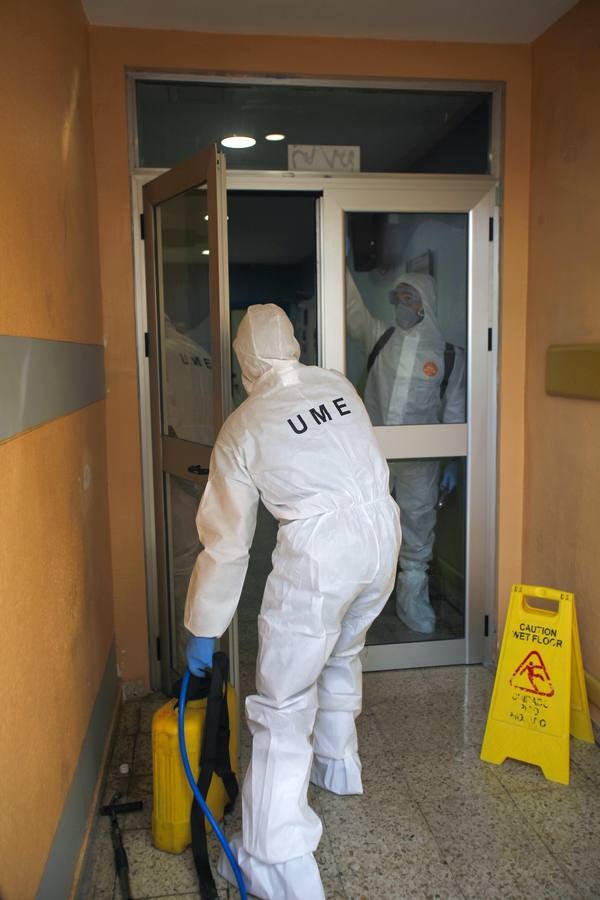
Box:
(185, 304, 401, 900)
(346, 270, 465, 633)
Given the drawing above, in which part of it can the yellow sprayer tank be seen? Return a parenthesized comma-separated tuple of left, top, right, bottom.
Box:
(151, 686, 238, 854)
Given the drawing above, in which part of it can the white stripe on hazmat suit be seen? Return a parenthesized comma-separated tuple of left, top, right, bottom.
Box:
(185, 304, 401, 900)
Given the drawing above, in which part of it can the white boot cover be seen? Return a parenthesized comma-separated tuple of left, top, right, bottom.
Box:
(310, 751, 363, 795)
(218, 834, 326, 900)
(396, 568, 435, 633)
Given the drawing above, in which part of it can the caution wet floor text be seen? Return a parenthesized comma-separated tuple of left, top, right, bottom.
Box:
(480, 584, 594, 784)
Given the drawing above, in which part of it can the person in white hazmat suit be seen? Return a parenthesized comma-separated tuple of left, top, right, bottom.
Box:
(184, 304, 401, 900)
(346, 269, 465, 634)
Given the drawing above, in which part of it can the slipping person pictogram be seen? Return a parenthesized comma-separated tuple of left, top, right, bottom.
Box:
(510, 651, 555, 697)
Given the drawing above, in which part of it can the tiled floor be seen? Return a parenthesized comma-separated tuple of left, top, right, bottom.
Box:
(80, 665, 600, 899)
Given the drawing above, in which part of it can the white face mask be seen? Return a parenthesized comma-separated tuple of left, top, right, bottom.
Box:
(394, 303, 423, 330)
(390, 283, 424, 331)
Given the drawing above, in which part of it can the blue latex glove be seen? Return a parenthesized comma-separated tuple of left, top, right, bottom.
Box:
(186, 635, 216, 677)
(440, 461, 459, 493)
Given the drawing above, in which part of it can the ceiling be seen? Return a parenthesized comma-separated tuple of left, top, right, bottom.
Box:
(83, 0, 577, 44)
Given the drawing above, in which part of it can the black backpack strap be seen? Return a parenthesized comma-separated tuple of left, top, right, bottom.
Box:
(440, 342, 456, 400)
(188, 652, 239, 900)
(367, 326, 395, 373)
(199, 653, 238, 812)
(212, 665, 239, 815)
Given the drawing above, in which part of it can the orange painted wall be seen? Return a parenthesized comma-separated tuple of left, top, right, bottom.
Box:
(524, 0, 600, 679)
(0, 3, 102, 343)
(89, 27, 532, 681)
(0, 1, 114, 896)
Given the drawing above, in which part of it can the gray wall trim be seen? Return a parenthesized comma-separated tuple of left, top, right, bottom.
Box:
(36, 643, 118, 900)
(0, 336, 106, 441)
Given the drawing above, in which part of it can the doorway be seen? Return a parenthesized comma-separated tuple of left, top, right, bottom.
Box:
(139, 155, 497, 693)
(227, 188, 321, 694)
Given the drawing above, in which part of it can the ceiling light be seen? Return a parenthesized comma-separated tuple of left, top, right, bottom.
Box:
(204, 214, 209, 221)
(202, 249, 210, 255)
(265, 133, 286, 142)
(221, 135, 256, 149)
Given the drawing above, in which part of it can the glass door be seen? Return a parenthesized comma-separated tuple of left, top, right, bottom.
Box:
(225, 189, 320, 695)
(322, 179, 495, 670)
(143, 145, 231, 691)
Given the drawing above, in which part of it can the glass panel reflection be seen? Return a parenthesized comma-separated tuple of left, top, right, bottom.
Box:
(367, 456, 466, 645)
(158, 188, 215, 444)
(166, 474, 203, 674)
(136, 80, 492, 175)
(227, 191, 318, 409)
(346, 212, 468, 427)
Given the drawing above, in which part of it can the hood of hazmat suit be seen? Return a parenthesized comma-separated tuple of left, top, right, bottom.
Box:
(232, 303, 301, 394)
(185, 303, 401, 899)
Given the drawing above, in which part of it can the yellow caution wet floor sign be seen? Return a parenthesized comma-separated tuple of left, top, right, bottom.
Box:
(481, 584, 594, 784)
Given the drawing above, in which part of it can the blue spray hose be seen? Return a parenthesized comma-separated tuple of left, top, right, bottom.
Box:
(178, 669, 248, 900)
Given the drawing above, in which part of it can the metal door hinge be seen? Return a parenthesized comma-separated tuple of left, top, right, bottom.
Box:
(156, 636, 161, 661)
(144, 332, 150, 358)
(488, 328, 493, 351)
(489, 217, 494, 241)
(140, 213, 145, 240)
(484, 614, 489, 637)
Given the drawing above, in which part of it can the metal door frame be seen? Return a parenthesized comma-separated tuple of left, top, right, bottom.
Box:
(320, 178, 496, 668)
(141, 146, 232, 690)
(133, 169, 499, 688)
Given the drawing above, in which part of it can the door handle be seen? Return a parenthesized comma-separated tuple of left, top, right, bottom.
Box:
(187, 465, 209, 476)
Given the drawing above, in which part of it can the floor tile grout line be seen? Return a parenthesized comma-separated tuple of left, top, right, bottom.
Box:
(319, 742, 468, 898)
(492, 771, 585, 898)
(450, 749, 590, 896)
(570, 755, 600, 791)
(398, 769, 469, 900)
(308, 796, 349, 896)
